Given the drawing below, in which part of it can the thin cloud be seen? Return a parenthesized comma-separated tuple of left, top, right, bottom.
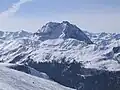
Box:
(0, 0, 32, 19)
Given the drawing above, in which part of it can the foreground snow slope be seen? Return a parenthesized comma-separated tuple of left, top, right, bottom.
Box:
(0, 64, 74, 90)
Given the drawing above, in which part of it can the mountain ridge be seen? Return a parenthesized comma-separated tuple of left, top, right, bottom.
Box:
(0, 21, 119, 71)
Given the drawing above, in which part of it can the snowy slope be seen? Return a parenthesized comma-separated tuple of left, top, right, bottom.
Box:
(6, 63, 50, 79)
(0, 38, 119, 71)
(0, 64, 74, 90)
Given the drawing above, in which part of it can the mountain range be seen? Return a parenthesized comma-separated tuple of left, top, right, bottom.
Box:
(0, 21, 120, 90)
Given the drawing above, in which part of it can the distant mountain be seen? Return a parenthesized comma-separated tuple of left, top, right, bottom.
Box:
(34, 21, 93, 44)
(84, 31, 120, 45)
(0, 21, 120, 90)
(0, 30, 32, 40)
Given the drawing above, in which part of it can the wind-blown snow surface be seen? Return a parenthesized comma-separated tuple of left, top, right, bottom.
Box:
(0, 64, 74, 90)
(0, 21, 120, 71)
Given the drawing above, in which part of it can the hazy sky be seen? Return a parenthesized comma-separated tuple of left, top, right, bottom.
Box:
(0, 0, 120, 33)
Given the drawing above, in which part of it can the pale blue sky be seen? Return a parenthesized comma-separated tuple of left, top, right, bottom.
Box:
(0, 0, 120, 33)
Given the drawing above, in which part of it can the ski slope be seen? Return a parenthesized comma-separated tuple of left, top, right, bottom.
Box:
(0, 64, 74, 90)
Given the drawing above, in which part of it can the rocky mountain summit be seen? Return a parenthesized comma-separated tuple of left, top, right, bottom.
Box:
(35, 21, 93, 44)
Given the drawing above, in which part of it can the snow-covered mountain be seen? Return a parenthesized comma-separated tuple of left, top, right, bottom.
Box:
(85, 31, 120, 45)
(0, 63, 74, 90)
(34, 21, 93, 44)
(0, 30, 32, 41)
(0, 21, 119, 71)
(0, 21, 120, 90)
